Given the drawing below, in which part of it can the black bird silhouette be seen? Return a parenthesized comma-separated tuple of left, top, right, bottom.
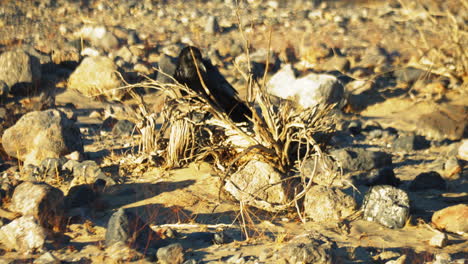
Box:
(173, 46, 252, 123)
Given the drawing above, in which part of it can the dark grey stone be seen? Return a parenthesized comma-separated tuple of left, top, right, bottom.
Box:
(330, 148, 392, 172)
(409, 171, 446, 191)
(393, 133, 430, 151)
(157, 54, 177, 84)
(112, 119, 135, 137)
(0, 50, 41, 95)
(39, 157, 68, 177)
(105, 208, 158, 249)
(278, 238, 333, 264)
(394, 67, 430, 83)
(362, 185, 410, 229)
(347, 120, 361, 135)
(65, 184, 99, 209)
(157, 243, 184, 264)
(354, 167, 400, 187)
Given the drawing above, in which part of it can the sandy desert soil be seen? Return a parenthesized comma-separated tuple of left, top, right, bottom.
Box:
(0, 0, 467, 263)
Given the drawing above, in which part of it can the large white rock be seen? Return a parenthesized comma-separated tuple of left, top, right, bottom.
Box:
(68, 56, 124, 100)
(0, 216, 46, 253)
(267, 64, 344, 108)
(2, 109, 83, 166)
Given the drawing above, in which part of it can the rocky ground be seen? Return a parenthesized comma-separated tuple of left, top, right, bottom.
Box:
(0, 0, 467, 263)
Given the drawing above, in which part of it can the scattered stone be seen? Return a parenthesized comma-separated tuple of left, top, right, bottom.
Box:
(429, 231, 448, 248)
(432, 253, 452, 264)
(105, 208, 158, 248)
(34, 251, 61, 264)
(416, 104, 467, 140)
(115, 46, 134, 63)
(133, 63, 152, 75)
(65, 183, 100, 209)
(226, 253, 244, 264)
(0, 49, 41, 95)
(205, 16, 221, 34)
(409, 171, 446, 191)
(67, 56, 125, 100)
(236, 48, 279, 79)
(277, 235, 333, 264)
(225, 160, 293, 212)
(213, 231, 227, 245)
(393, 133, 430, 151)
(443, 156, 461, 179)
(320, 56, 350, 72)
(267, 65, 345, 109)
(157, 243, 184, 264)
(157, 54, 177, 84)
(355, 167, 400, 186)
(9, 181, 65, 230)
(458, 139, 468, 160)
(51, 45, 80, 67)
(330, 148, 392, 172)
(432, 204, 468, 234)
(359, 46, 389, 71)
(105, 241, 145, 262)
(303, 185, 357, 222)
(362, 185, 410, 229)
(347, 120, 361, 135)
(0, 80, 9, 99)
(0, 216, 46, 253)
(301, 155, 341, 186)
(2, 109, 83, 166)
(112, 119, 135, 137)
(39, 157, 68, 178)
(385, 254, 407, 264)
(394, 67, 430, 84)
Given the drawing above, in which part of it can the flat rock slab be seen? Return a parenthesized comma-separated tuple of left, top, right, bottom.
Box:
(361, 99, 467, 140)
(432, 204, 468, 235)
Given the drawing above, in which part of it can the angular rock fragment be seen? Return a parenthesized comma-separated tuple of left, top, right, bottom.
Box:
(2, 109, 83, 166)
(362, 185, 410, 229)
(303, 185, 357, 222)
(330, 148, 392, 172)
(67, 56, 124, 100)
(9, 181, 65, 230)
(0, 50, 41, 95)
(112, 119, 135, 137)
(156, 54, 177, 84)
(157, 243, 184, 264)
(0, 216, 46, 253)
(105, 208, 158, 249)
(224, 160, 294, 212)
(267, 64, 344, 109)
(393, 133, 430, 151)
(429, 231, 448, 248)
(276, 234, 333, 264)
(354, 167, 400, 186)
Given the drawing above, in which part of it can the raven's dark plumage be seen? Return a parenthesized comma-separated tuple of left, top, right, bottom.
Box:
(173, 46, 252, 123)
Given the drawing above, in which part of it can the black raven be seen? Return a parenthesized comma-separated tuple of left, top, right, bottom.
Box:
(173, 46, 252, 123)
